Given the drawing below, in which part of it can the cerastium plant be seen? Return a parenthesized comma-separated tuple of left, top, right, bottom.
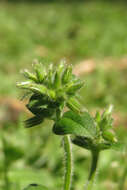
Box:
(54, 104, 121, 190)
(17, 60, 84, 190)
(17, 60, 121, 190)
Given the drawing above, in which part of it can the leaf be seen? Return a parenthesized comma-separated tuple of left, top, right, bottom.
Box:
(63, 111, 96, 137)
(72, 136, 93, 150)
(53, 111, 96, 138)
(23, 184, 49, 190)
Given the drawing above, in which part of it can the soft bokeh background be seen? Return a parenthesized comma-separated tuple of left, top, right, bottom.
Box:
(0, 0, 127, 190)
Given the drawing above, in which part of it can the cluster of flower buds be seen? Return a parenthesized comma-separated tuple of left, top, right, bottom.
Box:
(95, 105, 117, 144)
(17, 60, 84, 127)
(72, 105, 118, 152)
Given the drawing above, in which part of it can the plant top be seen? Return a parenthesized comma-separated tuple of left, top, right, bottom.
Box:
(17, 60, 84, 127)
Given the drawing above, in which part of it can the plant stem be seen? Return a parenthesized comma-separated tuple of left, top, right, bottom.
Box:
(85, 150, 100, 190)
(63, 135, 73, 190)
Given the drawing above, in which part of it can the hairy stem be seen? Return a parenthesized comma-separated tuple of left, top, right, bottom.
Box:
(85, 150, 100, 190)
(63, 135, 73, 190)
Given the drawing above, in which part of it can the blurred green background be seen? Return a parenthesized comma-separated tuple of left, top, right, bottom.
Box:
(0, 0, 127, 190)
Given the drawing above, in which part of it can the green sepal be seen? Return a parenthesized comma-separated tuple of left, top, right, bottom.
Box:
(100, 105, 114, 131)
(62, 65, 72, 84)
(66, 97, 82, 113)
(66, 80, 84, 95)
(26, 94, 48, 115)
(17, 82, 48, 95)
(24, 116, 44, 128)
(46, 64, 54, 87)
(53, 71, 61, 89)
(34, 62, 46, 83)
(22, 69, 37, 82)
(23, 184, 49, 190)
(53, 111, 96, 138)
(57, 62, 65, 77)
(102, 130, 117, 143)
(95, 111, 101, 123)
(53, 62, 66, 89)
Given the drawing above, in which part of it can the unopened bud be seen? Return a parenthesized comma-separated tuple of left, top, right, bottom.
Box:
(102, 130, 117, 143)
(62, 65, 72, 84)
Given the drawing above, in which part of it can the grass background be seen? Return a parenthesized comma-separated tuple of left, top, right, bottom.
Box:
(0, 1, 127, 190)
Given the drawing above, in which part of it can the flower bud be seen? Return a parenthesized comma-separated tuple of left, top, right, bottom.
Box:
(17, 82, 48, 95)
(66, 80, 84, 95)
(53, 71, 61, 89)
(67, 97, 81, 113)
(33, 62, 46, 83)
(62, 65, 72, 84)
(95, 111, 101, 123)
(47, 89, 56, 100)
(22, 69, 37, 82)
(102, 130, 117, 143)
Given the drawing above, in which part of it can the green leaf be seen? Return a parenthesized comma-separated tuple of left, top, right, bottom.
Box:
(23, 184, 49, 190)
(53, 111, 96, 138)
(72, 136, 93, 150)
(63, 111, 96, 137)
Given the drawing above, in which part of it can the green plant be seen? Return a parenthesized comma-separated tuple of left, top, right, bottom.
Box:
(17, 60, 84, 190)
(17, 60, 120, 190)
(54, 105, 121, 189)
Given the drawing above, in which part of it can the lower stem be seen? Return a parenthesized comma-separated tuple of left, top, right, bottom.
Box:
(85, 150, 100, 190)
(63, 135, 73, 190)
